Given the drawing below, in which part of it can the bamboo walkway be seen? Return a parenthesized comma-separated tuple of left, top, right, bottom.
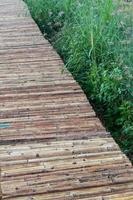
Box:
(0, 0, 133, 199)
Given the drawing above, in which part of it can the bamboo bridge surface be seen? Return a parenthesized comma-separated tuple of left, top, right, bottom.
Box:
(0, 0, 133, 199)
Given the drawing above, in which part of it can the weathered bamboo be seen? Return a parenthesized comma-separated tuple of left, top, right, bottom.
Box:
(0, 0, 133, 199)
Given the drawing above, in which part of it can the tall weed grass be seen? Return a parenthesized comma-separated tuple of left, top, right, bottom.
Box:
(25, 0, 133, 161)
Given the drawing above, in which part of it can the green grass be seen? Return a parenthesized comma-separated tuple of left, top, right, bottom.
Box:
(25, 0, 133, 161)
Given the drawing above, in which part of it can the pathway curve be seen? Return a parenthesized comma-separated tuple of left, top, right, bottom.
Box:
(0, 0, 133, 199)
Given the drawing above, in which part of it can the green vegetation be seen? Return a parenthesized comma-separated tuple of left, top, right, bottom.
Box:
(25, 0, 133, 161)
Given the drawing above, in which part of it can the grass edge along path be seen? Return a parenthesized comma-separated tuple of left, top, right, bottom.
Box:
(25, 0, 133, 162)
